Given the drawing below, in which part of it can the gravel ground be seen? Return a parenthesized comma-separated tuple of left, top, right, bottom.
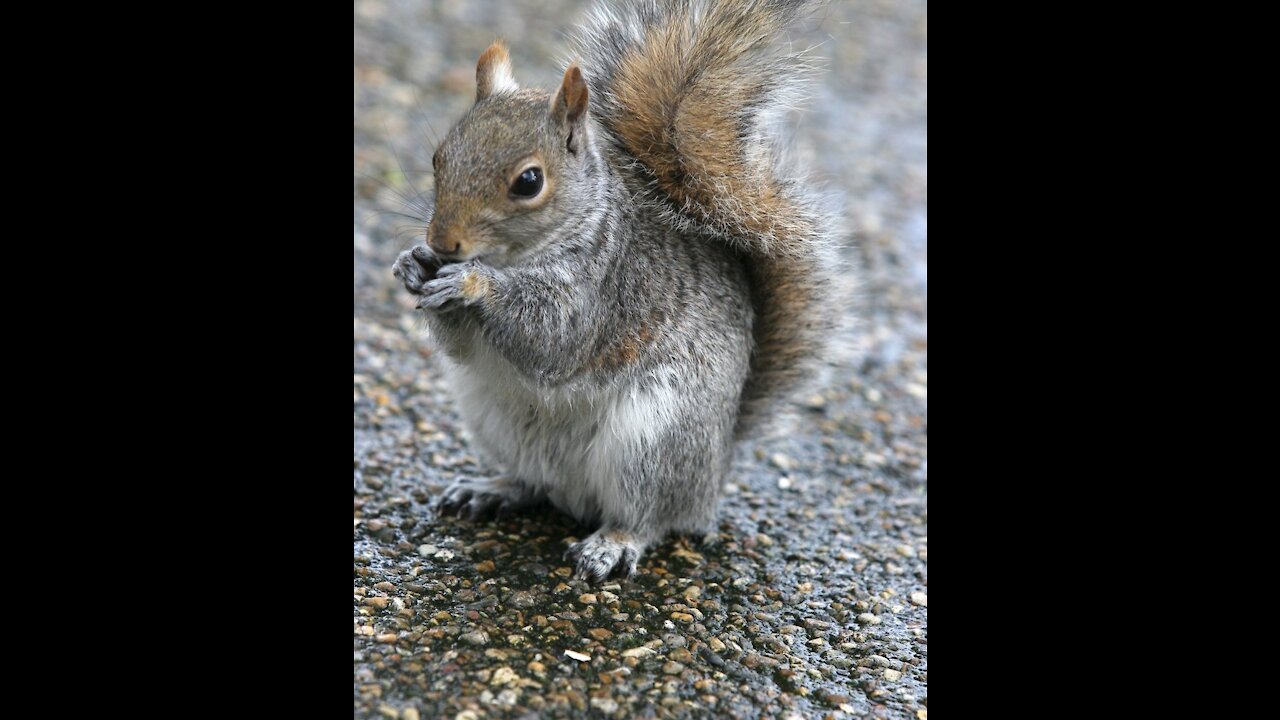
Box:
(354, 0, 926, 717)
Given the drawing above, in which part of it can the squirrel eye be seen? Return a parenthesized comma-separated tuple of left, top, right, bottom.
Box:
(510, 167, 544, 198)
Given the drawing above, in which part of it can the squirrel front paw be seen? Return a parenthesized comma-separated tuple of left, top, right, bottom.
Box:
(416, 261, 494, 312)
(392, 245, 443, 296)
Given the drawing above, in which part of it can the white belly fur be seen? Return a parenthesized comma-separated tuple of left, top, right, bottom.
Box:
(443, 342, 677, 525)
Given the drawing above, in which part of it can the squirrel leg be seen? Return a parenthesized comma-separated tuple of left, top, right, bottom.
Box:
(564, 528, 651, 584)
(436, 475, 542, 522)
(470, 267, 599, 385)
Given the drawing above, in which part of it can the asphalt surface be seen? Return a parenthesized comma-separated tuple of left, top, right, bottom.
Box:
(354, 0, 926, 717)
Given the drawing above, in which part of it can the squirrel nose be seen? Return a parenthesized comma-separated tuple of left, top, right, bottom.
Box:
(428, 228, 462, 257)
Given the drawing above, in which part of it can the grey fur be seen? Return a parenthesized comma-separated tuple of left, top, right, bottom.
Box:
(392, 0, 838, 582)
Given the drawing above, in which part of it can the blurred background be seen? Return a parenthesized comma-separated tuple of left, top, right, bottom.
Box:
(355, 1, 925, 717)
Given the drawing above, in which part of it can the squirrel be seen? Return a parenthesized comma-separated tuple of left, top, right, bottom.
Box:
(393, 0, 840, 583)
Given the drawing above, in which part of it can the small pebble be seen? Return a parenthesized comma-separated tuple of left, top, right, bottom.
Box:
(563, 649, 591, 662)
(589, 697, 619, 714)
(668, 648, 692, 663)
(460, 630, 489, 646)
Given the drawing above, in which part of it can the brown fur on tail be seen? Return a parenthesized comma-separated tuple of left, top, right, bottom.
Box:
(571, 0, 839, 435)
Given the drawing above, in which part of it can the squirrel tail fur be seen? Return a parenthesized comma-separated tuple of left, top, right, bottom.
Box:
(570, 0, 841, 437)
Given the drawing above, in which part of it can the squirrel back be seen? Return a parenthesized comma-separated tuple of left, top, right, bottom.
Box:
(569, 0, 840, 436)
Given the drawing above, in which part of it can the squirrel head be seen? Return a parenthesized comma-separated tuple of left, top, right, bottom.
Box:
(427, 41, 593, 267)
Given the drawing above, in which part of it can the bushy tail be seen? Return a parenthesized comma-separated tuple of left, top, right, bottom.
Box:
(570, 0, 840, 437)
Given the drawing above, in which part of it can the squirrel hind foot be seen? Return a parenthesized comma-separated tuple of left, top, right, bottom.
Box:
(564, 529, 645, 584)
(435, 476, 541, 522)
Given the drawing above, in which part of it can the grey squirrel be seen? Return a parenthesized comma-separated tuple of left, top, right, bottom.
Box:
(393, 0, 841, 583)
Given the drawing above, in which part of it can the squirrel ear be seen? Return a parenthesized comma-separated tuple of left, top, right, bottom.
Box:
(551, 63, 589, 154)
(476, 41, 518, 100)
